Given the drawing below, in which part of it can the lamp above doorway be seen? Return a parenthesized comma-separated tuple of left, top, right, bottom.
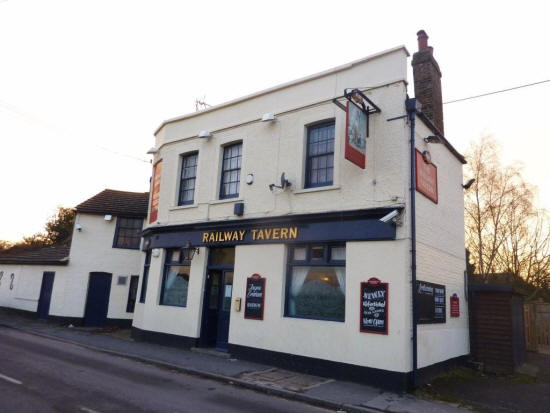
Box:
(182, 241, 200, 261)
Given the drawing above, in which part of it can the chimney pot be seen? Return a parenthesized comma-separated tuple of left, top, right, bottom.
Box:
(417, 30, 429, 51)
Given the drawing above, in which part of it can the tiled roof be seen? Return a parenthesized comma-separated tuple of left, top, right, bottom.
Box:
(75, 189, 149, 218)
(0, 245, 70, 265)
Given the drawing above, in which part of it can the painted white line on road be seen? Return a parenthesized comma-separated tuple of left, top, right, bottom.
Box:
(79, 406, 101, 413)
(0, 372, 22, 385)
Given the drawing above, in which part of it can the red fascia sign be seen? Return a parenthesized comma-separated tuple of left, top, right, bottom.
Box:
(450, 294, 460, 317)
(149, 160, 162, 223)
(415, 149, 438, 204)
(345, 101, 367, 169)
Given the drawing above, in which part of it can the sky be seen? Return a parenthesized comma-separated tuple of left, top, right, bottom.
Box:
(1, 0, 549, 242)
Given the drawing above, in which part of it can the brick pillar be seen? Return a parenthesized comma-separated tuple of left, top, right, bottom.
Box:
(412, 30, 444, 135)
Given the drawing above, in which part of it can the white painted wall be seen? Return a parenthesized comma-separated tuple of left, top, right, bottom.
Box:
(48, 213, 144, 319)
(413, 120, 469, 368)
(148, 47, 411, 229)
(0, 264, 63, 312)
(229, 241, 411, 372)
(132, 247, 207, 337)
(1, 213, 144, 321)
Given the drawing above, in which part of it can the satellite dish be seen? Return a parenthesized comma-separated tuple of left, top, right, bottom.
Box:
(281, 172, 291, 189)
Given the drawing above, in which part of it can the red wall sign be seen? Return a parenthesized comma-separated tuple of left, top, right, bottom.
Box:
(415, 149, 438, 203)
(345, 101, 367, 169)
(149, 160, 162, 223)
(450, 294, 460, 317)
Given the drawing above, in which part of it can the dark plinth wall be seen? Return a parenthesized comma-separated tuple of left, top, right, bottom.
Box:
(469, 285, 526, 373)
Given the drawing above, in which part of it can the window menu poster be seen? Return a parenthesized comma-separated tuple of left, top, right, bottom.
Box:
(417, 280, 446, 324)
(360, 278, 388, 334)
(244, 273, 265, 320)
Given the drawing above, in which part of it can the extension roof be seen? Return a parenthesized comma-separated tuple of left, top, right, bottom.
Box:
(0, 245, 70, 266)
(75, 189, 149, 218)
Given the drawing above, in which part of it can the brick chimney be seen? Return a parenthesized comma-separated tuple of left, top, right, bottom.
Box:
(412, 30, 444, 135)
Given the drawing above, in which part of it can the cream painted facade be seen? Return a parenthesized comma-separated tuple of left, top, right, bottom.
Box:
(133, 45, 468, 390)
(0, 212, 144, 324)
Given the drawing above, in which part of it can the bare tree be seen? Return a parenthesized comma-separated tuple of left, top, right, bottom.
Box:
(464, 135, 550, 292)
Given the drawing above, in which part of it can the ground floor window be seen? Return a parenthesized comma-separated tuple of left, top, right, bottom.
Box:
(160, 249, 191, 307)
(285, 244, 346, 322)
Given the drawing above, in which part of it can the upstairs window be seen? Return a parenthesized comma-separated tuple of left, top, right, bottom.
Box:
(113, 217, 143, 249)
(178, 152, 198, 205)
(285, 244, 346, 322)
(305, 121, 335, 188)
(220, 143, 242, 199)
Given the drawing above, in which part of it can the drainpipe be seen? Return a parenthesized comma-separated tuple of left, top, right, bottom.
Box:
(405, 97, 421, 389)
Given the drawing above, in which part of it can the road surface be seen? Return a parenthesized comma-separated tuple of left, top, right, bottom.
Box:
(0, 326, 331, 413)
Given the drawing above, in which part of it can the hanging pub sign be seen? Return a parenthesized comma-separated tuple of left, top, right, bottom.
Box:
(360, 277, 388, 334)
(450, 293, 460, 317)
(345, 100, 368, 169)
(244, 273, 265, 320)
(415, 149, 438, 203)
(149, 160, 162, 223)
(417, 280, 446, 324)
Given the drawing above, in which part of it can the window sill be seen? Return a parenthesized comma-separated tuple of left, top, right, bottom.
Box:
(113, 245, 141, 250)
(159, 303, 188, 308)
(209, 198, 243, 205)
(284, 314, 345, 323)
(169, 204, 199, 211)
(293, 185, 340, 195)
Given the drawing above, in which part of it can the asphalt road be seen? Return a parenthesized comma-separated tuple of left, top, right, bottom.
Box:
(0, 326, 332, 413)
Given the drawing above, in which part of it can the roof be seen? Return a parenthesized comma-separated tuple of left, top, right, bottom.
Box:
(154, 45, 410, 135)
(75, 189, 149, 218)
(0, 245, 70, 266)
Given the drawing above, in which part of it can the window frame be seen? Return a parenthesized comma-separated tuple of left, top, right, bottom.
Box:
(284, 243, 346, 322)
(112, 216, 143, 250)
(178, 151, 199, 206)
(219, 142, 242, 200)
(139, 250, 151, 303)
(126, 275, 140, 313)
(304, 121, 335, 189)
(159, 248, 192, 308)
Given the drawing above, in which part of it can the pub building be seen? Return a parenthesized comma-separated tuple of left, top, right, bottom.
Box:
(132, 31, 469, 390)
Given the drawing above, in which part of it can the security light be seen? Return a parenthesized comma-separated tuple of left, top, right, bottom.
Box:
(147, 146, 158, 155)
(261, 113, 276, 122)
(424, 135, 442, 144)
(104, 215, 112, 221)
(198, 130, 213, 138)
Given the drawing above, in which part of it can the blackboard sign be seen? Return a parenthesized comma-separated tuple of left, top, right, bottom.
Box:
(244, 273, 265, 320)
(360, 278, 389, 334)
(417, 280, 446, 324)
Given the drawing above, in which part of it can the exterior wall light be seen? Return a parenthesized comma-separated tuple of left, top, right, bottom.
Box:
(104, 215, 113, 221)
(182, 241, 200, 260)
(261, 113, 276, 122)
(424, 135, 442, 144)
(198, 130, 213, 138)
(147, 147, 158, 154)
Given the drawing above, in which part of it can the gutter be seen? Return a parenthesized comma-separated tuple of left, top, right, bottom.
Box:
(405, 98, 420, 389)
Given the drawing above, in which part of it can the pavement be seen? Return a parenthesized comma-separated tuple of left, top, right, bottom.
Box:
(0, 309, 468, 413)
